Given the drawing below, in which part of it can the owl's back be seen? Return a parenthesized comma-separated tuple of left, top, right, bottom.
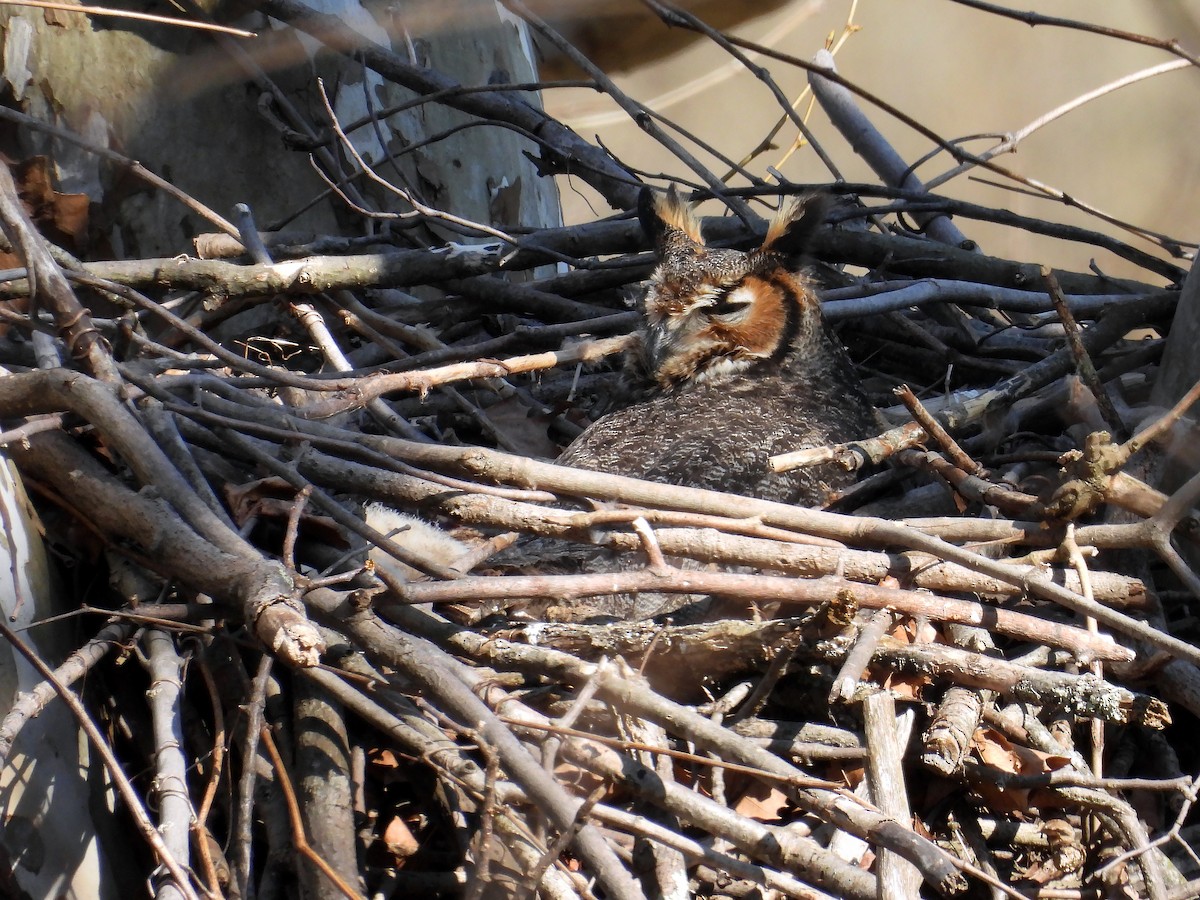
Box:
(558, 345, 875, 504)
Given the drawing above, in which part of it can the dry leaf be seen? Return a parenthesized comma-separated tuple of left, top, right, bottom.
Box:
(14, 155, 89, 253)
(970, 727, 1072, 813)
(732, 781, 790, 823)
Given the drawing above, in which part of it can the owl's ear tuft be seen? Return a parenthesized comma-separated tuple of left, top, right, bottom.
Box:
(639, 185, 702, 251)
(760, 193, 830, 264)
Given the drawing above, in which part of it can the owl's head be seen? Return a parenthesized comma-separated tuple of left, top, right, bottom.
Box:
(636, 187, 830, 390)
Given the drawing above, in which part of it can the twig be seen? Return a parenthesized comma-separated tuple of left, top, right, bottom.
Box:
(894, 385, 983, 476)
(830, 609, 894, 703)
(142, 629, 192, 900)
(862, 692, 922, 898)
(259, 724, 367, 900)
(943, 0, 1200, 68)
(1043, 266, 1126, 436)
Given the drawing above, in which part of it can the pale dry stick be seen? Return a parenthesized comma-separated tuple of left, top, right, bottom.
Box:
(972, 768, 1195, 793)
(1061, 525, 1104, 774)
(830, 609, 894, 703)
(1060, 522, 1111, 875)
(921, 682, 991, 778)
(70, 272, 367, 393)
(0, 617, 201, 900)
(924, 59, 1191, 192)
(872, 637, 1166, 729)
(231, 202, 428, 441)
(623, 715, 689, 900)
(630, 516, 670, 571)
(318, 292, 556, 455)
(771, 421, 926, 473)
(291, 334, 634, 419)
(896, 448, 1043, 518)
(862, 692, 922, 898)
(0, 0, 256, 34)
(50, 243, 510, 299)
(560, 506, 845, 548)
(1122, 376, 1200, 459)
(142, 629, 192, 900)
(395, 570, 1132, 662)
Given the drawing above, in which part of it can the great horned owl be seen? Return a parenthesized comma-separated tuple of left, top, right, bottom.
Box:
(558, 188, 878, 505)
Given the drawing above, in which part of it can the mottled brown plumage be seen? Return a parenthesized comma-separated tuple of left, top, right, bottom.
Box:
(558, 188, 878, 506)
